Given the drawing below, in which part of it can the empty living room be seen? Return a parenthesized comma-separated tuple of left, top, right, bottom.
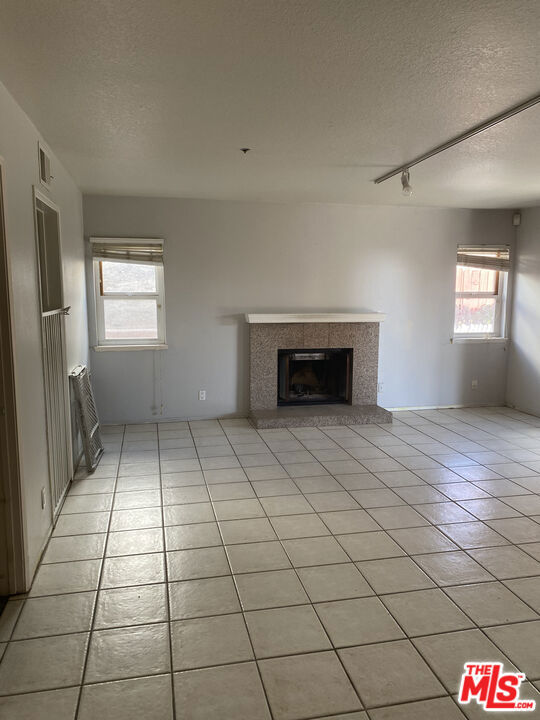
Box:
(1, 1, 540, 718)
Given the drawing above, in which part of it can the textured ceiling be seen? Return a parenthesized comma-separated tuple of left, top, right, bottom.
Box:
(1, 0, 540, 207)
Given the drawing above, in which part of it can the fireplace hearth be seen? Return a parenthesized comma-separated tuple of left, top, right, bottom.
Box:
(278, 348, 352, 405)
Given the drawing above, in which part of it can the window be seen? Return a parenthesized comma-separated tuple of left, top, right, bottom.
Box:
(91, 238, 166, 348)
(454, 245, 510, 338)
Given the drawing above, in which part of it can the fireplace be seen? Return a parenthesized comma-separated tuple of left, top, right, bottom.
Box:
(278, 348, 352, 406)
(246, 313, 392, 427)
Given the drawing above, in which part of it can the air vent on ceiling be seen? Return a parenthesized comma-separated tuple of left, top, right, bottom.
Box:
(38, 143, 52, 187)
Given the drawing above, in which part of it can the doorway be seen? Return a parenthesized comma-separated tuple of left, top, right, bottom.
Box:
(34, 189, 73, 519)
(0, 160, 26, 595)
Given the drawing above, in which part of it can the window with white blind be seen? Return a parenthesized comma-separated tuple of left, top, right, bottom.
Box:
(91, 238, 167, 349)
(454, 245, 510, 338)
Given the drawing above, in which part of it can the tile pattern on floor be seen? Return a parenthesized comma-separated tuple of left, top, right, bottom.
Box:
(2, 407, 540, 718)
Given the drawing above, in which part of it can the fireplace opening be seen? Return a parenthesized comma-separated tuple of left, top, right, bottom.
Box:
(278, 348, 353, 406)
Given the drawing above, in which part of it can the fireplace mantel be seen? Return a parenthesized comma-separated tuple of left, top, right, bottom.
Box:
(245, 312, 386, 324)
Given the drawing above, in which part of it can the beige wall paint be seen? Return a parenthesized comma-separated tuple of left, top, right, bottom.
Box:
(507, 207, 540, 416)
(0, 81, 89, 589)
(83, 196, 514, 423)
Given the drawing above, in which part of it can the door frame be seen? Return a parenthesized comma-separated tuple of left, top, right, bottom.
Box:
(0, 158, 27, 595)
(33, 185, 73, 521)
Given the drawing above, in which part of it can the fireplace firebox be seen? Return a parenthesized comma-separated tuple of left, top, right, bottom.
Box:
(278, 348, 353, 406)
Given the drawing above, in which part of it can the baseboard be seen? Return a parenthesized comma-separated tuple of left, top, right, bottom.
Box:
(504, 403, 540, 421)
(385, 402, 504, 412)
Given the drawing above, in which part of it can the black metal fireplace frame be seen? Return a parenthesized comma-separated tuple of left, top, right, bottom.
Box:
(277, 347, 353, 407)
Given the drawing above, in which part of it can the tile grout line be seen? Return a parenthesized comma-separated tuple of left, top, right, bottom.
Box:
(72, 424, 126, 720)
(190, 419, 277, 720)
(156, 423, 178, 720)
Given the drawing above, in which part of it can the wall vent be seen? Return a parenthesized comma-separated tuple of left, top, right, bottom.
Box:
(38, 143, 52, 186)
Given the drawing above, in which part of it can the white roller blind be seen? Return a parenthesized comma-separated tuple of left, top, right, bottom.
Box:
(90, 237, 164, 264)
(457, 245, 511, 272)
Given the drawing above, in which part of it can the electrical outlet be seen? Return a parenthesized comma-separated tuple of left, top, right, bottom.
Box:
(471, 379, 478, 390)
(377, 383, 384, 393)
(198, 390, 206, 401)
(41, 487, 46, 509)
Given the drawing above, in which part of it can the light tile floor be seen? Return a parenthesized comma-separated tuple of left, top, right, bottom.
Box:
(1, 407, 540, 718)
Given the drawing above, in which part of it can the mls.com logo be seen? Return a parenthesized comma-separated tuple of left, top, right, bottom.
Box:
(458, 663, 536, 712)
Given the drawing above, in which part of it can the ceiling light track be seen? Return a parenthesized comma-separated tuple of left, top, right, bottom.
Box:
(374, 91, 540, 184)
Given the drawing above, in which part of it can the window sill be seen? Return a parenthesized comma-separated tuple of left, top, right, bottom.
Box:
(451, 337, 507, 345)
(93, 344, 168, 352)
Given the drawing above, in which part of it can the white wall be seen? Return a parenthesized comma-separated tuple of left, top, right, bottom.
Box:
(507, 208, 540, 416)
(83, 196, 513, 423)
(0, 81, 88, 588)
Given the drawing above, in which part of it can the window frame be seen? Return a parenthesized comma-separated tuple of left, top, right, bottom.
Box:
(453, 264, 508, 340)
(92, 255, 167, 350)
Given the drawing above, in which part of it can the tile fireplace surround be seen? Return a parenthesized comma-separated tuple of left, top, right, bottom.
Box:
(246, 314, 392, 429)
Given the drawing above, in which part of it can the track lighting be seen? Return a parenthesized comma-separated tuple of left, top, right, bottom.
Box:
(374, 91, 540, 189)
(401, 169, 413, 197)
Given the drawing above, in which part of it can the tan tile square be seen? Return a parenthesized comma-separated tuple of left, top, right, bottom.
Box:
(171, 613, 253, 669)
(357, 557, 434, 594)
(164, 522, 222, 550)
(227, 541, 291, 573)
(469, 546, 540, 579)
(260, 495, 314, 516)
(219, 518, 277, 544)
(78, 675, 173, 720)
(167, 547, 230, 581)
(298, 563, 373, 602)
(260, 651, 361, 720)
(106, 528, 163, 556)
(0, 687, 79, 720)
(94, 583, 168, 629)
(164, 503, 214, 526)
(30, 560, 101, 597)
(85, 623, 169, 683)
(316, 597, 404, 647)
(0, 633, 88, 694)
(486, 517, 540, 544)
(305, 491, 360, 512)
(381, 588, 473, 636)
(350, 489, 405, 508)
(484, 621, 540, 679)
(438, 521, 508, 549)
(367, 506, 429, 529)
(13, 593, 95, 639)
(339, 640, 444, 708)
(320, 509, 380, 534)
(282, 536, 349, 567)
(111, 507, 163, 531)
(213, 499, 266, 521)
(337, 531, 405, 561)
(445, 581, 538, 626)
(168, 576, 240, 619)
(174, 662, 270, 720)
(388, 526, 458, 554)
(43, 534, 106, 563)
(245, 605, 331, 658)
(270, 513, 330, 539)
(235, 569, 309, 610)
(505, 577, 540, 612)
(413, 629, 515, 692)
(414, 551, 494, 585)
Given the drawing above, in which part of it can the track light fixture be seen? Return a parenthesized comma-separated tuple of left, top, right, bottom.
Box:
(401, 169, 412, 197)
(374, 90, 540, 193)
